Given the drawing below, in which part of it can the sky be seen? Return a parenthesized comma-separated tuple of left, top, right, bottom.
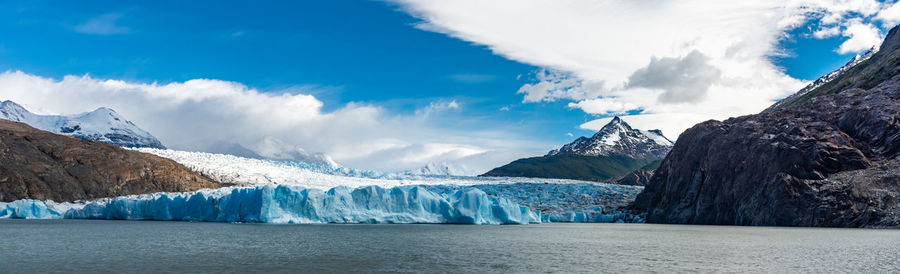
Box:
(0, 0, 899, 173)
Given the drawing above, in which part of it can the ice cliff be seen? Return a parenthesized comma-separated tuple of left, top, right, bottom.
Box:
(1, 185, 540, 224)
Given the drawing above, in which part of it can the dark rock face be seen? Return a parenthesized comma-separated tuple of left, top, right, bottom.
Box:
(634, 75, 900, 228)
(0, 120, 220, 202)
(614, 169, 654, 186)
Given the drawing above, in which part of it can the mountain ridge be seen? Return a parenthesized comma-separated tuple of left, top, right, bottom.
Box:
(0, 100, 165, 149)
(548, 116, 673, 159)
(483, 117, 672, 182)
(0, 119, 220, 202)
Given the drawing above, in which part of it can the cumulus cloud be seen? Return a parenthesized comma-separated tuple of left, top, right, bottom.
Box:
(74, 13, 130, 35)
(627, 51, 722, 104)
(837, 19, 884, 54)
(390, 0, 894, 137)
(876, 1, 900, 27)
(0, 71, 542, 173)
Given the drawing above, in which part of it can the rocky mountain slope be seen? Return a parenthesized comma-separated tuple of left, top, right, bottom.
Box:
(766, 47, 877, 111)
(483, 117, 671, 181)
(0, 100, 165, 149)
(633, 26, 900, 227)
(768, 26, 900, 111)
(0, 119, 220, 202)
(548, 116, 673, 159)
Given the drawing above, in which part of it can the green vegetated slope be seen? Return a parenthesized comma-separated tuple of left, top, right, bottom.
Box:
(773, 26, 900, 110)
(481, 154, 659, 181)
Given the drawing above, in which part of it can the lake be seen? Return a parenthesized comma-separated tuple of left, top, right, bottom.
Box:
(1, 220, 898, 273)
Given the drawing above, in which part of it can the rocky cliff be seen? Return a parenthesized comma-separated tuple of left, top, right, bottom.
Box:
(634, 75, 900, 227)
(0, 119, 220, 202)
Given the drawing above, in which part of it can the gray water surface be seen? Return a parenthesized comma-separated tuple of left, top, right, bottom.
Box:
(1, 220, 898, 273)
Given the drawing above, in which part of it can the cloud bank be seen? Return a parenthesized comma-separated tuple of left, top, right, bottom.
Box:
(390, 0, 897, 137)
(0, 71, 538, 174)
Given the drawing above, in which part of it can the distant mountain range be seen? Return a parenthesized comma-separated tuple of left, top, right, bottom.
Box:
(0, 100, 165, 149)
(482, 117, 672, 182)
(0, 100, 341, 167)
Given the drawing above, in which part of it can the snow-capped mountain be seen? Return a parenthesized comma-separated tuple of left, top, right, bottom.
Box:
(547, 116, 673, 159)
(0, 100, 165, 149)
(766, 46, 877, 111)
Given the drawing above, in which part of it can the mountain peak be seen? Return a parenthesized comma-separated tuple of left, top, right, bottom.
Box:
(0, 100, 30, 122)
(91, 106, 117, 114)
(548, 117, 672, 159)
(0, 100, 165, 149)
(596, 116, 632, 134)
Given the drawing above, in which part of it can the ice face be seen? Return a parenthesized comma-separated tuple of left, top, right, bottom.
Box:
(0, 183, 646, 224)
(2, 185, 541, 224)
(429, 183, 644, 223)
(0, 200, 81, 219)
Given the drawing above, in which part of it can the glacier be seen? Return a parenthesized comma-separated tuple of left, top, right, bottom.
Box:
(132, 148, 619, 190)
(1, 185, 541, 224)
(1, 148, 645, 224)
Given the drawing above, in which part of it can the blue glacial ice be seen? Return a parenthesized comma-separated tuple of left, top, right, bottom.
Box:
(1, 185, 541, 224)
(1, 182, 645, 224)
(428, 183, 644, 223)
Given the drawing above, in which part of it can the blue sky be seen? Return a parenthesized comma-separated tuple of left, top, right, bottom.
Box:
(0, 1, 859, 139)
(0, 0, 896, 172)
(0, 0, 591, 144)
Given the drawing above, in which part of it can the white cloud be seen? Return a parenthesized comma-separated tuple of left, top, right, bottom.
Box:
(813, 26, 842, 39)
(0, 71, 544, 173)
(567, 98, 638, 115)
(74, 13, 130, 35)
(837, 19, 884, 54)
(391, 0, 893, 138)
(626, 51, 722, 103)
(876, 1, 900, 27)
(516, 69, 603, 103)
(415, 99, 461, 118)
